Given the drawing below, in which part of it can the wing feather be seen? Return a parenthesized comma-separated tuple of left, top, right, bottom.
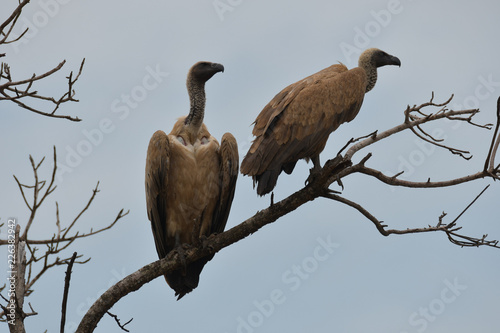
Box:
(212, 133, 239, 234)
(145, 130, 172, 259)
(241, 65, 366, 178)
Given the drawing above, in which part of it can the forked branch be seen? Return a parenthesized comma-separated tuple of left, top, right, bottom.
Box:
(0, 59, 85, 121)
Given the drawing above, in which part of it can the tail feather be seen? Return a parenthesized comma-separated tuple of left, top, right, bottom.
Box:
(165, 256, 213, 300)
(255, 169, 280, 196)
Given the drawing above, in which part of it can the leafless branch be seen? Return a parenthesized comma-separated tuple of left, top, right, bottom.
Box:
(323, 184, 497, 248)
(0, 59, 85, 121)
(349, 164, 489, 188)
(0, 0, 30, 45)
(0, 147, 127, 325)
(106, 312, 133, 332)
(60, 252, 77, 333)
(1, 0, 85, 121)
(0, 147, 128, 247)
(345, 100, 485, 161)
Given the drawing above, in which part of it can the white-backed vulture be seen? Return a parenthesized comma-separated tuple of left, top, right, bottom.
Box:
(145, 61, 238, 299)
(240, 48, 401, 195)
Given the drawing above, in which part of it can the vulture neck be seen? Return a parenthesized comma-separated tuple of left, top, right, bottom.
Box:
(184, 78, 206, 143)
(359, 60, 377, 93)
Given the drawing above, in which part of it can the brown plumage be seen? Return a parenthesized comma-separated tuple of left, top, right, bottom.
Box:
(145, 61, 238, 299)
(241, 48, 401, 195)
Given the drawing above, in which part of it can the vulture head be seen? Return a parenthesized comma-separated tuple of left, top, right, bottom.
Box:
(358, 48, 400, 92)
(188, 61, 225, 83)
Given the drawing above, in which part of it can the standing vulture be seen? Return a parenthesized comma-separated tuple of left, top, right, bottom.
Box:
(145, 61, 239, 299)
(240, 48, 400, 195)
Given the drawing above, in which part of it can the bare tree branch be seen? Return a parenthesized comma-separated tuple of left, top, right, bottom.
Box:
(485, 96, 500, 172)
(349, 162, 489, 188)
(0, 59, 85, 121)
(0, 1, 85, 121)
(323, 184, 497, 248)
(0, 147, 127, 324)
(0, 0, 30, 45)
(345, 105, 484, 161)
(60, 252, 77, 333)
(106, 312, 133, 332)
(0, 147, 128, 247)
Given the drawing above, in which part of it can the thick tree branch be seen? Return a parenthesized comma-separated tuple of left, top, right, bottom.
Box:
(76, 178, 323, 333)
(77, 95, 500, 332)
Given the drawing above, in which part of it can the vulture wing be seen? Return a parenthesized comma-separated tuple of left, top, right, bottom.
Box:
(241, 64, 367, 194)
(145, 130, 171, 259)
(212, 132, 239, 234)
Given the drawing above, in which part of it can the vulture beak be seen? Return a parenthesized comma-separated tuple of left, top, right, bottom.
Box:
(211, 63, 225, 73)
(391, 56, 401, 67)
(375, 52, 401, 68)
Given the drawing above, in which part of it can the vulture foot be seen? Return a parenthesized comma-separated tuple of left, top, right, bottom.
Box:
(199, 235, 215, 253)
(173, 233, 188, 275)
(305, 166, 322, 186)
(173, 245, 188, 276)
(305, 155, 322, 186)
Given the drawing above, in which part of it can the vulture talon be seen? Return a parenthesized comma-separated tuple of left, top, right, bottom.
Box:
(326, 188, 342, 195)
(336, 175, 344, 191)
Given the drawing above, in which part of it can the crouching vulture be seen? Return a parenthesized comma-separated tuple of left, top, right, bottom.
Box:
(145, 61, 238, 299)
(241, 48, 401, 195)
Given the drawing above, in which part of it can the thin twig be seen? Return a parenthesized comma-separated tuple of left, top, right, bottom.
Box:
(449, 185, 490, 226)
(106, 312, 133, 332)
(1, 59, 85, 121)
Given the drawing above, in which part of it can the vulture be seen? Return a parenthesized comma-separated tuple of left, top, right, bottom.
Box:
(240, 48, 401, 196)
(145, 61, 238, 299)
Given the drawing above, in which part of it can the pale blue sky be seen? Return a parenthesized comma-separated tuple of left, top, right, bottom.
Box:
(1, 0, 499, 332)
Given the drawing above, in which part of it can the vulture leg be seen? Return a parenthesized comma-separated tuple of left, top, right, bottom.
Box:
(305, 155, 322, 185)
(174, 232, 187, 276)
(311, 155, 321, 171)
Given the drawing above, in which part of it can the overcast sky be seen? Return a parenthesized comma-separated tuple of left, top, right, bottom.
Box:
(1, 0, 500, 332)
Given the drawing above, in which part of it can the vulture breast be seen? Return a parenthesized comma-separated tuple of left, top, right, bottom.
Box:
(166, 133, 221, 243)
